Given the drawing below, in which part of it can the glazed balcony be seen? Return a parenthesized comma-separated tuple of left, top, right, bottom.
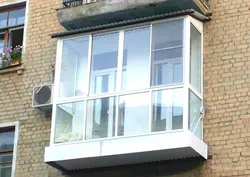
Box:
(45, 16, 207, 173)
(57, 0, 210, 30)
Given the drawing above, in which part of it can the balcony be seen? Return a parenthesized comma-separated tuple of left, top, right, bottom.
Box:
(57, 0, 210, 30)
(45, 16, 207, 173)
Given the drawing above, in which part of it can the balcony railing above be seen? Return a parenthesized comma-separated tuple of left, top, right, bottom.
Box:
(62, 0, 97, 7)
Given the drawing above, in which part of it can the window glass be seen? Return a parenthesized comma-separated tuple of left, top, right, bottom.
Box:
(9, 28, 23, 48)
(0, 164, 12, 177)
(189, 90, 202, 139)
(190, 24, 201, 92)
(151, 20, 183, 86)
(152, 88, 183, 132)
(55, 101, 84, 143)
(90, 33, 119, 94)
(59, 37, 89, 98)
(86, 97, 116, 140)
(0, 154, 12, 163)
(0, 131, 14, 151)
(118, 93, 149, 136)
(122, 27, 150, 90)
(9, 8, 25, 26)
(0, 12, 7, 28)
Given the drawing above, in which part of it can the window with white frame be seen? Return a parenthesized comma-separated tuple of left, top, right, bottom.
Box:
(0, 127, 15, 177)
(0, 4, 26, 67)
(53, 16, 203, 144)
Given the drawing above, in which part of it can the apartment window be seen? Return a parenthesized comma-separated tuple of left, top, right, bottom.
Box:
(0, 127, 15, 177)
(0, 6, 25, 66)
(54, 16, 203, 144)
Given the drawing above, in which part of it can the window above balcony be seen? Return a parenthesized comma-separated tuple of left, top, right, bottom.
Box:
(45, 16, 207, 172)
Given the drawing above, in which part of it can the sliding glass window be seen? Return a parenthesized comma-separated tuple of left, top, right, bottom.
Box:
(54, 16, 203, 144)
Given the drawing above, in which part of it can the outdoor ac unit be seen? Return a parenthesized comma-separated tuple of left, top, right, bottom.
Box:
(32, 84, 53, 111)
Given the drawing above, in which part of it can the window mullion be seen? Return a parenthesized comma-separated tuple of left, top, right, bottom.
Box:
(86, 34, 93, 96)
(183, 17, 191, 132)
(115, 31, 124, 136)
(149, 23, 153, 87)
(51, 39, 63, 146)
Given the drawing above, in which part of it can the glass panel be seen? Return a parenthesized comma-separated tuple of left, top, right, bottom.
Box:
(0, 12, 7, 28)
(122, 27, 150, 90)
(0, 131, 14, 151)
(59, 37, 89, 98)
(152, 88, 183, 132)
(0, 164, 12, 177)
(0, 154, 12, 163)
(9, 28, 24, 48)
(118, 93, 149, 136)
(8, 8, 26, 26)
(151, 20, 183, 86)
(55, 101, 84, 143)
(86, 97, 116, 140)
(90, 33, 119, 94)
(0, 154, 12, 177)
(189, 90, 202, 139)
(194, 119, 202, 139)
(190, 24, 202, 92)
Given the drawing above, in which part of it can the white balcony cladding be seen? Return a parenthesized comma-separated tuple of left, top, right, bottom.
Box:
(45, 15, 207, 172)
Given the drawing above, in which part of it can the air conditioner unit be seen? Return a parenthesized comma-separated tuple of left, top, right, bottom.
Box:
(32, 84, 53, 111)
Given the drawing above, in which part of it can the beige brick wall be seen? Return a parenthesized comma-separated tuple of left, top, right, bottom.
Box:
(0, 0, 64, 177)
(0, 0, 249, 176)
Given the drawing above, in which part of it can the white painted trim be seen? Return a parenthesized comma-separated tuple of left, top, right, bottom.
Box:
(189, 16, 204, 140)
(53, 129, 184, 147)
(0, 121, 19, 177)
(22, 0, 29, 53)
(0, 0, 25, 7)
(55, 84, 184, 105)
(183, 17, 190, 131)
(189, 84, 202, 100)
(45, 130, 207, 169)
(117, 31, 124, 92)
(86, 35, 92, 96)
(50, 39, 63, 146)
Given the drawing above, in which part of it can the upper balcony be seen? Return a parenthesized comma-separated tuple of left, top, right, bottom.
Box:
(57, 0, 210, 30)
(45, 15, 207, 173)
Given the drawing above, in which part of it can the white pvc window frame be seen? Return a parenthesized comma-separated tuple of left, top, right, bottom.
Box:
(50, 15, 203, 146)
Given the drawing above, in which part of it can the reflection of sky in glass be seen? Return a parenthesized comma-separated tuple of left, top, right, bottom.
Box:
(122, 27, 150, 90)
(152, 19, 183, 50)
(92, 33, 119, 71)
(0, 131, 14, 151)
(9, 8, 26, 26)
(0, 12, 7, 28)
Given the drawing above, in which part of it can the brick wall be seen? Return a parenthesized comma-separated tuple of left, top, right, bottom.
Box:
(202, 0, 250, 176)
(0, 0, 64, 176)
(0, 0, 249, 176)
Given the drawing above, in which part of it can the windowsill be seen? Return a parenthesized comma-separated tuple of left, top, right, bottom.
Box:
(0, 63, 24, 75)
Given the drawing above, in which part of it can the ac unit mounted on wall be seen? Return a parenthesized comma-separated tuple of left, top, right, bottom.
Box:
(32, 84, 53, 111)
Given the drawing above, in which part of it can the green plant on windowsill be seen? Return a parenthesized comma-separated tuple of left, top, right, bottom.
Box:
(1, 45, 22, 68)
